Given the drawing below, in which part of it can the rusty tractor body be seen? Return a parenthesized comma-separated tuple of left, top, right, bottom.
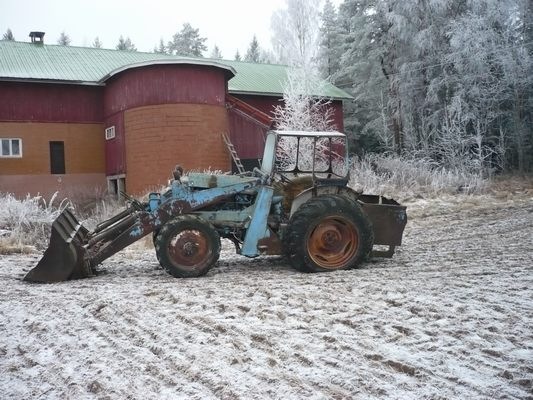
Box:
(25, 130, 407, 282)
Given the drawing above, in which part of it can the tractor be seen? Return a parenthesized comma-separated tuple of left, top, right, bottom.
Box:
(24, 130, 407, 283)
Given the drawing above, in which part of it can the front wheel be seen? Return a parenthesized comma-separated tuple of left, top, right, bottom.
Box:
(284, 195, 373, 273)
(155, 215, 221, 278)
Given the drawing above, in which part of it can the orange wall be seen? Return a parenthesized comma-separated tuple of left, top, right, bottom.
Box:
(0, 122, 105, 175)
(124, 104, 230, 194)
(0, 174, 107, 199)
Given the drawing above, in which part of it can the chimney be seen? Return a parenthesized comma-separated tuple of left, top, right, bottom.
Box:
(29, 31, 45, 44)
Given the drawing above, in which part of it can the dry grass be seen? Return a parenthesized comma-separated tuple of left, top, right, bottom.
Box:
(0, 191, 155, 255)
(349, 153, 491, 200)
(0, 192, 69, 253)
(0, 192, 126, 254)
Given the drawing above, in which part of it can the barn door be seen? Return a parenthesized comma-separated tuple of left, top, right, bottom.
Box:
(49, 141, 65, 174)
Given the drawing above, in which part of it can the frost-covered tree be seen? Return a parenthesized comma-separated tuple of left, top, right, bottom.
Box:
(116, 35, 137, 51)
(319, 0, 342, 78)
(271, 0, 321, 68)
(334, 0, 533, 172)
(260, 49, 277, 64)
(153, 38, 167, 54)
(273, 69, 334, 131)
(271, 0, 334, 132)
(509, 0, 533, 171)
(210, 45, 222, 59)
(234, 50, 242, 61)
(167, 23, 207, 57)
(2, 28, 15, 41)
(92, 36, 103, 48)
(244, 35, 261, 63)
(57, 31, 71, 46)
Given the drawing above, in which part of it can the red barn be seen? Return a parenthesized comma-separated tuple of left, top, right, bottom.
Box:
(0, 38, 352, 197)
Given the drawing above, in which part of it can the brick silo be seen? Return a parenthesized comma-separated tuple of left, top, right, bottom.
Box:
(102, 60, 235, 195)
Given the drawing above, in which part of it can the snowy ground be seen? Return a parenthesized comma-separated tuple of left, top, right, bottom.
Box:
(1, 191, 532, 399)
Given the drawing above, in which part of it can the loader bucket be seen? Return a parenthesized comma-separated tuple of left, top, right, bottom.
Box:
(24, 208, 93, 283)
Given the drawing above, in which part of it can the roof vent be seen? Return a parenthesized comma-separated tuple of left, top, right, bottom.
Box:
(29, 31, 45, 44)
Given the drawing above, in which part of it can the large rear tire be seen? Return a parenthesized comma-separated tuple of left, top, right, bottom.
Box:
(155, 215, 221, 278)
(284, 195, 373, 273)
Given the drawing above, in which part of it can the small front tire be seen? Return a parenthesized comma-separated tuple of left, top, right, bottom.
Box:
(155, 215, 221, 278)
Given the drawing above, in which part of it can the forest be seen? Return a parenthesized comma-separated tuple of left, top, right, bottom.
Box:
(318, 0, 532, 175)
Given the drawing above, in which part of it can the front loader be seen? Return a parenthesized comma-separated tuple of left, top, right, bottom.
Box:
(24, 130, 407, 283)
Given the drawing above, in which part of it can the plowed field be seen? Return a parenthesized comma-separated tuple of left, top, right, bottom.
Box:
(1, 193, 532, 399)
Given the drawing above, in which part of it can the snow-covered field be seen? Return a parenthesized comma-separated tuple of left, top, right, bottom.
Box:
(1, 192, 532, 399)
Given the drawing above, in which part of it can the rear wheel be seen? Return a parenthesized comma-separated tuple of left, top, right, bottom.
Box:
(155, 215, 220, 278)
(284, 195, 373, 273)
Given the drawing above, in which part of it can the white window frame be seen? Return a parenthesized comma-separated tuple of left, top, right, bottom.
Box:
(0, 138, 22, 158)
(105, 126, 116, 140)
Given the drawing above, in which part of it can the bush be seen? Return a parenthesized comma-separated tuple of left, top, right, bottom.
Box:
(349, 153, 488, 199)
(0, 192, 70, 253)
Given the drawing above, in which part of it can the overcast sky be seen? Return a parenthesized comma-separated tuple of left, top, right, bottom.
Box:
(1, 0, 341, 59)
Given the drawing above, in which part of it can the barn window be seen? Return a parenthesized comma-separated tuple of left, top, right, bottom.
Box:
(0, 138, 22, 157)
(107, 175, 126, 198)
(49, 141, 65, 174)
(105, 126, 116, 140)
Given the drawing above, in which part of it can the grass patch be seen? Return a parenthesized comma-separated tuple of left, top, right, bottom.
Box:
(349, 153, 489, 199)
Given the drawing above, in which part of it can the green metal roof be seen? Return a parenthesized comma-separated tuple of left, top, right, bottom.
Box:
(222, 59, 351, 100)
(0, 40, 352, 100)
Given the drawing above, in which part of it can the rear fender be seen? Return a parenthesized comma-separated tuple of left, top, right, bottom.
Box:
(289, 185, 360, 217)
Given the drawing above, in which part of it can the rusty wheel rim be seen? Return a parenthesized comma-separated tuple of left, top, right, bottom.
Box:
(308, 216, 358, 269)
(168, 229, 210, 270)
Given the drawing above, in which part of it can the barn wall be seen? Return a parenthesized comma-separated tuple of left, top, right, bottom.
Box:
(103, 65, 227, 115)
(0, 122, 104, 174)
(228, 108, 268, 160)
(0, 121, 106, 197)
(0, 82, 103, 122)
(104, 113, 126, 176)
(123, 104, 230, 195)
(330, 101, 345, 132)
(0, 174, 107, 199)
(231, 95, 281, 115)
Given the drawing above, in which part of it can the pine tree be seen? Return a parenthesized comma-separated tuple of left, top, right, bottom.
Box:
(2, 28, 15, 41)
(210, 45, 222, 59)
(167, 23, 207, 57)
(116, 35, 137, 51)
(57, 31, 71, 46)
(244, 35, 261, 63)
(319, 0, 342, 78)
(92, 37, 103, 48)
(154, 38, 167, 54)
(234, 50, 242, 61)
